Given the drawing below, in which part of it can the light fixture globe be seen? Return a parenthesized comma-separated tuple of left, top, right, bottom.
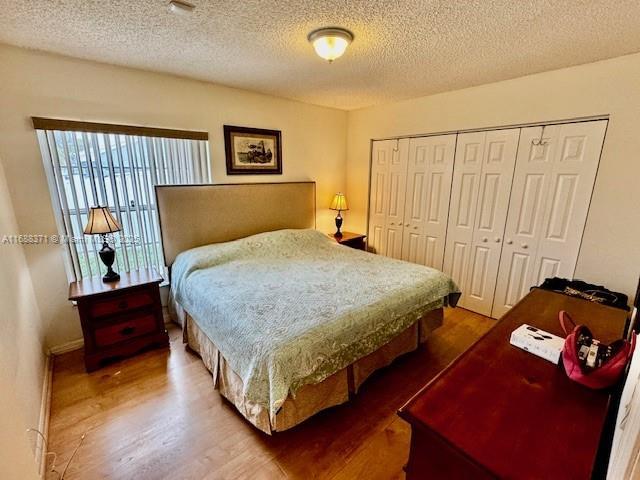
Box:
(308, 27, 354, 62)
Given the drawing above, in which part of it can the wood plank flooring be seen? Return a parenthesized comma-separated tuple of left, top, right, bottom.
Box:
(47, 308, 494, 480)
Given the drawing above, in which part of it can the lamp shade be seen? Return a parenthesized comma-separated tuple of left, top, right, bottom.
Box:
(84, 206, 121, 234)
(330, 193, 348, 211)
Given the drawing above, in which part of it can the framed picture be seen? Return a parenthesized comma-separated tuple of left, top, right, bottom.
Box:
(224, 125, 282, 175)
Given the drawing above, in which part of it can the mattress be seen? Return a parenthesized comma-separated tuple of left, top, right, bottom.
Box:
(170, 229, 459, 422)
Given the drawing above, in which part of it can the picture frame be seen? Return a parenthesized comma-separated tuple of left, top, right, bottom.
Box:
(223, 125, 282, 175)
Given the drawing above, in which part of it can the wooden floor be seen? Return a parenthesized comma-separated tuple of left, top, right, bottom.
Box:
(47, 308, 494, 480)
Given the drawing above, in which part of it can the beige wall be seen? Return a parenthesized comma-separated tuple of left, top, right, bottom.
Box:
(0, 44, 348, 347)
(0, 157, 45, 480)
(347, 52, 640, 301)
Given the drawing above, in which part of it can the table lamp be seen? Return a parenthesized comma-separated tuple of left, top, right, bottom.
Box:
(330, 192, 348, 237)
(84, 206, 122, 282)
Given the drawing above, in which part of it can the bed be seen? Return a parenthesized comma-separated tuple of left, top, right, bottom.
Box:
(156, 182, 460, 433)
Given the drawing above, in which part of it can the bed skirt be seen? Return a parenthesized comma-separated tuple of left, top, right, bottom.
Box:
(170, 299, 444, 434)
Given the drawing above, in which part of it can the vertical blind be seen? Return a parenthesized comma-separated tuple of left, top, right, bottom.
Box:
(35, 121, 210, 281)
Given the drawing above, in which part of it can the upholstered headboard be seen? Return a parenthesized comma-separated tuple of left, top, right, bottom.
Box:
(155, 182, 316, 266)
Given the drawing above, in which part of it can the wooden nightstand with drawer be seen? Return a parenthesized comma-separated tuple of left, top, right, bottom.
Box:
(69, 267, 169, 372)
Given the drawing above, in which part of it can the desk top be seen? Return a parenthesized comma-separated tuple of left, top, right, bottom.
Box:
(399, 288, 628, 479)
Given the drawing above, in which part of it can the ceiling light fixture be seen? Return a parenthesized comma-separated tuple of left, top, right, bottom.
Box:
(168, 0, 195, 15)
(307, 27, 354, 63)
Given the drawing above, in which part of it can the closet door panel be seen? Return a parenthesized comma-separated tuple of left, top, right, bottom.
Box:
(533, 120, 607, 282)
(368, 140, 395, 255)
(369, 224, 385, 256)
(535, 257, 562, 285)
(443, 132, 485, 306)
(500, 251, 533, 311)
(449, 241, 470, 285)
(492, 126, 560, 317)
(386, 139, 409, 226)
(384, 139, 409, 258)
(401, 139, 428, 263)
(387, 172, 405, 223)
(464, 129, 520, 316)
(403, 230, 425, 264)
(423, 136, 456, 269)
(404, 153, 427, 227)
(402, 135, 456, 269)
(424, 235, 439, 267)
(385, 224, 405, 259)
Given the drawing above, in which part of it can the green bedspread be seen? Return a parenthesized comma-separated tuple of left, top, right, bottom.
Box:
(171, 229, 459, 421)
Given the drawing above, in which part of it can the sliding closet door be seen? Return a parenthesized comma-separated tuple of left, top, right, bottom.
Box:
(492, 120, 607, 318)
(443, 132, 486, 306)
(401, 135, 456, 269)
(385, 139, 410, 258)
(463, 129, 520, 315)
(368, 140, 395, 255)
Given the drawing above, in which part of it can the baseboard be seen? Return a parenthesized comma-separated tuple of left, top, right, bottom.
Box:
(36, 354, 53, 477)
(49, 338, 84, 355)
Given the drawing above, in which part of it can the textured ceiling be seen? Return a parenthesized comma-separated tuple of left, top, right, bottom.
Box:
(2, 1, 640, 110)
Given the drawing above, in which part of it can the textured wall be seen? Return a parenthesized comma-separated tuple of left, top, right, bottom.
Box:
(347, 52, 640, 301)
(0, 44, 347, 347)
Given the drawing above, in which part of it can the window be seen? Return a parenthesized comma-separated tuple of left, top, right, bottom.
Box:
(34, 118, 210, 281)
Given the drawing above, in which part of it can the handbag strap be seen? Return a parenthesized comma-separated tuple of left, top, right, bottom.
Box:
(559, 310, 576, 336)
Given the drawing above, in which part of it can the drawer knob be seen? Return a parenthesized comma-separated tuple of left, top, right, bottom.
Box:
(522, 243, 529, 249)
(118, 300, 128, 310)
(120, 326, 136, 336)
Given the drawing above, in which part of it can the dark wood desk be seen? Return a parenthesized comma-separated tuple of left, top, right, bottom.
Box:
(399, 288, 628, 479)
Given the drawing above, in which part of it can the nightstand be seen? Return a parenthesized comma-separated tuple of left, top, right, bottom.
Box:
(69, 267, 169, 372)
(328, 232, 367, 250)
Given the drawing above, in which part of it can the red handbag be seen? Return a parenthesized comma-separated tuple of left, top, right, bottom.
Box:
(559, 310, 635, 389)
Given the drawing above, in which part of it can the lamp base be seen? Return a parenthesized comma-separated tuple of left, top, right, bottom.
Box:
(102, 268, 120, 283)
(99, 238, 120, 283)
(334, 211, 343, 237)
